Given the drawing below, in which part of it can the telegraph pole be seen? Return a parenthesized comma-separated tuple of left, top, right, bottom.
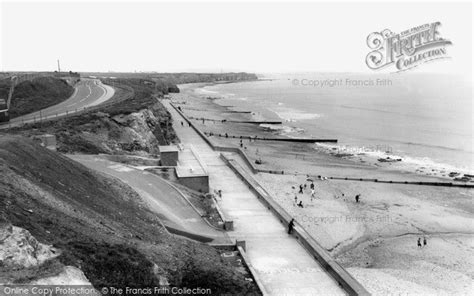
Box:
(57, 59, 61, 73)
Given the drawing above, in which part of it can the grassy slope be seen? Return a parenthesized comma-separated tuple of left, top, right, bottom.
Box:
(5, 77, 74, 118)
(8, 79, 177, 154)
(0, 79, 10, 105)
(0, 136, 259, 294)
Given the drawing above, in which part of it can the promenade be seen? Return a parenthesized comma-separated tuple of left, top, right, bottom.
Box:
(163, 100, 345, 295)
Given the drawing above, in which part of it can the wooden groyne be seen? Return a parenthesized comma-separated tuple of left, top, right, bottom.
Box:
(326, 176, 474, 188)
(205, 132, 338, 143)
(221, 155, 370, 296)
(171, 102, 472, 192)
(190, 116, 282, 125)
(236, 120, 282, 124)
(256, 137, 338, 143)
(221, 111, 252, 114)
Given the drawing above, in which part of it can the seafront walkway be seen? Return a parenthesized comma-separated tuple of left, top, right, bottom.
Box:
(163, 100, 345, 295)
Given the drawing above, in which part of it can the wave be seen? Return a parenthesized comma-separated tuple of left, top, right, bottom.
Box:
(315, 143, 474, 175)
(260, 124, 305, 137)
(360, 134, 474, 154)
(196, 88, 219, 95)
(269, 106, 322, 122)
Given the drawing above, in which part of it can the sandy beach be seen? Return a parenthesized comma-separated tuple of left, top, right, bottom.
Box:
(170, 83, 474, 295)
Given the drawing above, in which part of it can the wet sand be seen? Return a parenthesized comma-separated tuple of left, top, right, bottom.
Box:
(170, 83, 474, 295)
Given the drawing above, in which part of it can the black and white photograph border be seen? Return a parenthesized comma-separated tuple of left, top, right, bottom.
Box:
(0, 0, 473, 295)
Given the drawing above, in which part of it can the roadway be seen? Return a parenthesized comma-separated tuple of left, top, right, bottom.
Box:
(0, 79, 114, 129)
(68, 154, 231, 244)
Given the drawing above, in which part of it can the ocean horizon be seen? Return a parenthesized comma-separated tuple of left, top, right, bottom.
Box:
(196, 73, 473, 175)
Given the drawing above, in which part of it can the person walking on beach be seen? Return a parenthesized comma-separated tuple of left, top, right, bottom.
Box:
(311, 189, 315, 201)
(294, 195, 298, 205)
(299, 184, 303, 194)
(298, 201, 304, 208)
(417, 237, 422, 248)
(423, 237, 427, 247)
(181, 121, 184, 127)
(288, 218, 295, 234)
(310, 182, 315, 190)
(355, 194, 360, 203)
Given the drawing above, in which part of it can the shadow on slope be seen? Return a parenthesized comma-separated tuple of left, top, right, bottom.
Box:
(0, 136, 260, 294)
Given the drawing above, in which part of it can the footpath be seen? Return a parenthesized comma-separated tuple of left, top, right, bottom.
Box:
(163, 100, 345, 295)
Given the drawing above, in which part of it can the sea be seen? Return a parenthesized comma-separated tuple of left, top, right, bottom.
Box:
(195, 73, 473, 175)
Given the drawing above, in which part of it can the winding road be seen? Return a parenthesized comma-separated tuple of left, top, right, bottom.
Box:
(68, 154, 230, 244)
(0, 78, 114, 129)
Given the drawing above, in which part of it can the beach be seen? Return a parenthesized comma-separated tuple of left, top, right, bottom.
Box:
(170, 82, 474, 295)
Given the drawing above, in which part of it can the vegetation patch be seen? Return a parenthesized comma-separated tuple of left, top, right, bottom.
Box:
(3, 77, 74, 118)
(0, 136, 260, 294)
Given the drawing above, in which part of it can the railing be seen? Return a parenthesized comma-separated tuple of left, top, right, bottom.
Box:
(170, 101, 370, 295)
(221, 155, 370, 296)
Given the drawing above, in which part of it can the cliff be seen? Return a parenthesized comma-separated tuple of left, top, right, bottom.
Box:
(0, 136, 259, 294)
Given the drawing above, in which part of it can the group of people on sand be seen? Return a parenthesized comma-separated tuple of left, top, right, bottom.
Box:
(334, 192, 362, 203)
(293, 181, 318, 208)
(417, 236, 428, 248)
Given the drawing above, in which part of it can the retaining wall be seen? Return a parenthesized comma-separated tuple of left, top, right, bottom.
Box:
(221, 154, 370, 296)
(171, 101, 369, 295)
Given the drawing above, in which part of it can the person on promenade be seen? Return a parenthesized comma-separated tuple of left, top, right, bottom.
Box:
(288, 218, 295, 234)
(417, 237, 422, 248)
(181, 121, 184, 127)
(311, 189, 315, 201)
(310, 182, 314, 190)
(423, 237, 427, 247)
(299, 184, 303, 194)
(298, 201, 304, 208)
(294, 195, 298, 206)
(355, 194, 360, 203)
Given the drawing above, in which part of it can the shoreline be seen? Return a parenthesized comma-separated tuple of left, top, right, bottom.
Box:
(192, 79, 474, 181)
(170, 82, 474, 295)
(175, 81, 473, 184)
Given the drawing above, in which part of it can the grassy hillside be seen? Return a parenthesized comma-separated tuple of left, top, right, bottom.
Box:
(6, 77, 74, 118)
(0, 136, 260, 294)
(0, 78, 10, 105)
(8, 79, 178, 154)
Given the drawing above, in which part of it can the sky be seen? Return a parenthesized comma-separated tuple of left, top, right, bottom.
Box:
(0, 1, 472, 75)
